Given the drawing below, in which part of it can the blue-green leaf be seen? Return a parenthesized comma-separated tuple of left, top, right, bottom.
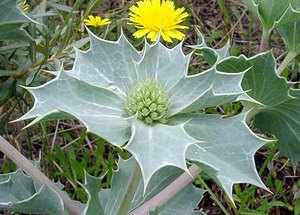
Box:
(175, 113, 269, 203)
(0, 0, 32, 42)
(16, 70, 130, 147)
(99, 158, 205, 215)
(253, 90, 300, 169)
(243, 0, 300, 33)
(69, 30, 142, 97)
(125, 118, 197, 189)
(0, 169, 64, 215)
(218, 51, 300, 169)
(81, 173, 105, 215)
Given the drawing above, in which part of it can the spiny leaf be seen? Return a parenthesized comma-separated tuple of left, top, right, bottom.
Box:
(218, 51, 300, 169)
(253, 90, 300, 169)
(217, 52, 292, 106)
(243, 0, 300, 33)
(168, 68, 245, 115)
(125, 118, 197, 189)
(136, 40, 190, 91)
(69, 29, 142, 97)
(20, 28, 268, 198)
(0, 169, 64, 215)
(167, 30, 249, 115)
(190, 28, 230, 65)
(0, 0, 32, 42)
(172, 113, 269, 203)
(81, 172, 105, 215)
(16, 70, 131, 147)
(99, 157, 205, 215)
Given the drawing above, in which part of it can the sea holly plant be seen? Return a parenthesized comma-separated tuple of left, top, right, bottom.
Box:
(5, 20, 271, 215)
(242, 0, 300, 169)
(242, 0, 300, 52)
(0, 0, 300, 214)
(0, 0, 33, 42)
(0, 29, 268, 214)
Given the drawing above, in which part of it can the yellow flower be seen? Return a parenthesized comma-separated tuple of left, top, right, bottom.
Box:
(128, 0, 189, 42)
(22, 0, 29, 11)
(84, 15, 111, 28)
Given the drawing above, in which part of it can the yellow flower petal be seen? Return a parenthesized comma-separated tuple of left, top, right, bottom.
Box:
(147, 30, 159, 42)
(128, 0, 189, 43)
(84, 15, 111, 28)
(161, 31, 172, 43)
(133, 28, 151, 38)
(23, 6, 29, 11)
(101, 18, 112, 25)
(88, 15, 95, 22)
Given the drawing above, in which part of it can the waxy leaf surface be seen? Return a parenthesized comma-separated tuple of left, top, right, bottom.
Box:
(82, 173, 105, 215)
(253, 90, 300, 168)
(218, 51, 300, 168)
(0, 0, 32, 41)
(0, 169, 64, 215)
(217, 52, 292, 106)
(243, 0, 300, 33)
(278, 6, 300, 54)
(125, 118, 197, 188)
(17, 71, 131, 147)
(70, 30, 142, 97)
(21, 30, 268, 197)
(99, 158, 205, 215)
(171, 113, 268, 202)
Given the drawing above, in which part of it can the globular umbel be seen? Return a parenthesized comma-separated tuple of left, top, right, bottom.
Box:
(124, 80, 170, 125)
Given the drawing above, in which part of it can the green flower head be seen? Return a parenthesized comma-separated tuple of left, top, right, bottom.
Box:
(125, 79, 170, 125)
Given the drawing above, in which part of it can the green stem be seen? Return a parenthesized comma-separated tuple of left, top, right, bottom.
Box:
(259, 28, 270, 52)
(277, 51, 298, 75)
(196, 175, 231, 215)
(117, 161, 141, 215)
(28, 0, 83, 85)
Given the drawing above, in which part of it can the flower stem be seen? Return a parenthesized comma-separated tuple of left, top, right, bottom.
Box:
(259, 28, 270, 52)
(277, 51, 298, 75)
(0, 136, 83, 215)
(117, 161, 142, 215)
(128, 164, 202, 215)
(196, 175, 231, 215)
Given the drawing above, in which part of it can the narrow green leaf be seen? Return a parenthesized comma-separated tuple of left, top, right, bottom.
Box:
(0, 78, 16, 106)
(54, 144, 72, 179)
(48, 2, 76, 13)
